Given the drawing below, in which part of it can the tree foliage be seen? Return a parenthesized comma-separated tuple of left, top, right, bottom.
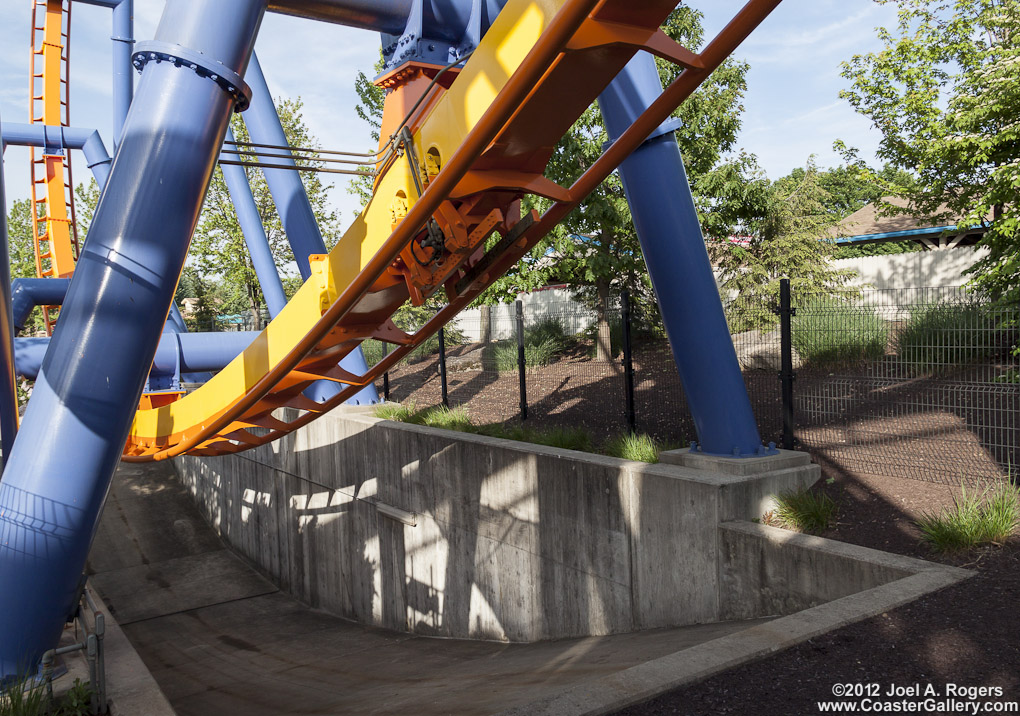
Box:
(709, 158, 857, 332)
(6, 199, 38, 281)
(840, 0, 1020, 302)
(349, 57, 387, 212)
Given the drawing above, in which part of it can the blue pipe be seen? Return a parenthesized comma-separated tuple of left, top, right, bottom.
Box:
(267, 0, 487, 36)
(11, 278, 189, 343)
(164, 303, 189, 334)
(14, 331, 260, 381)
(112, 1, 134, 148)
(0, 113, 18, 469)
(0, 0, 269, 678)
(243, 53, 377, 405)
(220, 126, 288, 316)
(10, 279, 69, 333)
(597, 54, 765, 457)
(1, 124, 112, 189)
(74, 0, 136, 148)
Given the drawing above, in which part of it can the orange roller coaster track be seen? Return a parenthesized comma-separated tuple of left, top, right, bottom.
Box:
(29, 0, 80, 334)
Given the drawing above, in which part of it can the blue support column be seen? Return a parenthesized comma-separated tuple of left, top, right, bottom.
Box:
(111, 0, 134, 148)
(597, 53, 766, 457)
(0, 0, 268, 678)
(0, 113, 18, 469)
(243, 53, 377, 404)
(219, 126, 287, 316)
(75, 0, 135, 148)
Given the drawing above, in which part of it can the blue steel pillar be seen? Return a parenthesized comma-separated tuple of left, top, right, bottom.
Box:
(598, 54, 765, 457)
(78, 0, 135, 148)
(111, 0, 134, 147)
(243, 53, 377, 404)
(220, 126, 287, 316)
(0, 112, 18, 469)
(0, 0, 268, 677)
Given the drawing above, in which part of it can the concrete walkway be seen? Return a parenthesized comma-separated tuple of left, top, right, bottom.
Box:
(87, 461, 767, 716)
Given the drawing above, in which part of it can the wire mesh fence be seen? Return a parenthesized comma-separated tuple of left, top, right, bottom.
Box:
(790, 285, 1018, 484)
(361, 284, 1018, 485)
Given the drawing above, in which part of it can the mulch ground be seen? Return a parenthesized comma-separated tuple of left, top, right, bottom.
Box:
(381, 341, 1020, 714)
(612, 469, 1020, 716)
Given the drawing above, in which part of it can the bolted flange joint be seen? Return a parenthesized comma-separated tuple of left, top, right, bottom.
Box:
(131, 41, 253, 111)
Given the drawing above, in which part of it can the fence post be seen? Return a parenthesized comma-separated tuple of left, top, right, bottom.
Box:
(438, 327, 449, 407)
(515, 300, 528, 420)
(779, 278, 796, 450)
(621, 290, 636, 434)
(381, 342, 390, 401)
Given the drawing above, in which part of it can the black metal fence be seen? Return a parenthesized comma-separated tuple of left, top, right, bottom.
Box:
(365, 282, 1019, 485)
(787, 284, 1018, 485)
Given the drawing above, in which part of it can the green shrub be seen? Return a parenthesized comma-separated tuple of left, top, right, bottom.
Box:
(791, 299, 887, 367)
(486, 336, 563, 372)
(528, 426, 594, 452)
(410, 405, 474, 432)
(525, 318, 568, 350)
(375, 403, 473, 432)
(376, 404, 681, 464)
(487, 342, 518, 372)
(768, 488, 837, 534)
(53, 679, 92, 716)
(0, 676, 47, 716)
(915, 484, 1019, 552)
(604, 433, 660, 463)
(374, 402, 418, 422)
(895, 301, 1001, 373)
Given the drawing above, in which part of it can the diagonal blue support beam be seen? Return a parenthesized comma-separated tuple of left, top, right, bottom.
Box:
(598, 53, 767, 457)
(0, 0, 269, 678)
(219, 126, 288, 317)
(243, 53, 378, 404)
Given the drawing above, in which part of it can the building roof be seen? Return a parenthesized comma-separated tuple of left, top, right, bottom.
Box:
(834, 197, 987, 246)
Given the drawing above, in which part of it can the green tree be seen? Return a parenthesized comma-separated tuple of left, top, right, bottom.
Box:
(795, 163, 921, 258)
(5, 198, 46, 335)
(190, 96, 341, 317)
(6, 199, 38, 280)
(709, 158, 856, 332)
(840, 0, 1020, 303)
(349, 57, 387, 212)
(74, 179, 100, 238)
(174, 266, 217, 331)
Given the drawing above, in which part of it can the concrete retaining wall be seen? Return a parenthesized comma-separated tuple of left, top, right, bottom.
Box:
(717, 521, 933, 621)
(173, 409, 817, 641)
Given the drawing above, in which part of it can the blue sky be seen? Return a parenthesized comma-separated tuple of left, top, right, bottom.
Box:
(1, 1, 899, 220)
